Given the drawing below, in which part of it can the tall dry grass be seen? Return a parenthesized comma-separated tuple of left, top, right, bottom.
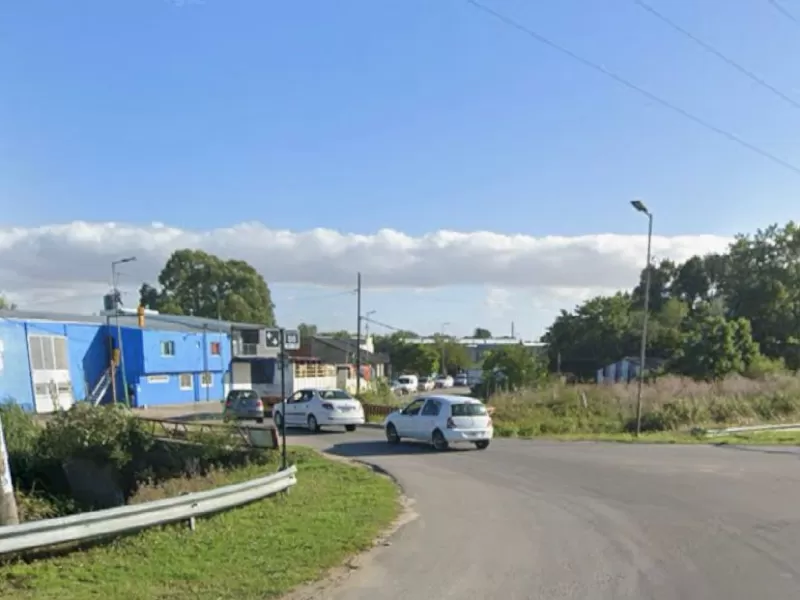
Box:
(488, 374, 800, 435)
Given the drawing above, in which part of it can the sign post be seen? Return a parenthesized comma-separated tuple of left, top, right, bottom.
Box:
(279, 329, 288, 471)
(0, 415, 19, 525)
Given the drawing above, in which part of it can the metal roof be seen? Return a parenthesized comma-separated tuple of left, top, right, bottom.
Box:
(0, 309, 233, 334)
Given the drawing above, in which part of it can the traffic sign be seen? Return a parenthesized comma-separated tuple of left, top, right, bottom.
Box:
(283, 330, 300, 350)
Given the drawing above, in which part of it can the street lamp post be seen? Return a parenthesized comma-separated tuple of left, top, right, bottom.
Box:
(630, 200, 653, 437)
(364, 310, 376, 340)
(112, 257, 137, 406)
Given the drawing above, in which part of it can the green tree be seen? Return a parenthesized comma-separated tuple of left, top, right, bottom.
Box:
(483, 344, 547, 390)
(391, 343, 439, 376)
(0, 295, 16, 310)
(140, 249, 275, 325)
(669, 315, 761, 380)
(473, 327, 492, 339)
(298, 323, 318, 341)
(439, 340, 472, 373)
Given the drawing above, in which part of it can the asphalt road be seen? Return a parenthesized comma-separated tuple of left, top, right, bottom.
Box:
(290, 427, 800, 600)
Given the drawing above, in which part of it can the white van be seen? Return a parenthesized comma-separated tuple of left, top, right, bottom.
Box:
(392, 374, 418, 395)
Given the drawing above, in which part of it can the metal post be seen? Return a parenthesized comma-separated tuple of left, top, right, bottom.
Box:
(112, 257, 136, 407)
(0, 415, 19, 525)
(280, 328, 288, 471)
(355, 273, 362, 397)
(631, 201, 653, 437)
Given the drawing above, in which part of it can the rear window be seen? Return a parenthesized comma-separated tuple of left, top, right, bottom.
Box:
(398, 377, 412, 384)
(237, 390, 258, 400)
(450, 403, 488, 417)
(319, 390, 352, 400)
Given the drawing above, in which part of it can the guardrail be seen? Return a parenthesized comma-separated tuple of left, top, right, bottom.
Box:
(0, 466, 297, 556)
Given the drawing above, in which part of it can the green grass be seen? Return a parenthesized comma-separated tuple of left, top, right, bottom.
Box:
(491, 427, 800, 445)
(0, 447, 400, 600)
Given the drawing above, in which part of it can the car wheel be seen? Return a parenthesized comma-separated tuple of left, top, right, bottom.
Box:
(474, 440, 490, 450)
(273, 411, 284, 430)
(345, 424, 357, 432)
(307, 414, 320, 433)
(432, 429, 449, 451)
(386, 423, 401, 444)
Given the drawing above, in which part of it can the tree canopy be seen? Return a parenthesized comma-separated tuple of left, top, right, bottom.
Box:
(0, 295, 16, 310)
(473, 327, 492, 339)
(542, 221, 800, 381)
(139, 249, 276, 325)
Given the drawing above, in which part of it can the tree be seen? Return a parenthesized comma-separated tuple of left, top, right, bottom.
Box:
(391, 343, 439, 376)
(473, 327, 492, 339)
(438, 340, 472, 373)
(140, 249, 275, 325)
(0, 295, 16, 310)
(483, 345, 547, 391)
(298, 323, 317, 341)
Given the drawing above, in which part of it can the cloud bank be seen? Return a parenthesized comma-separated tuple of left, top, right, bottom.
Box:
(0, 221, 732, 313)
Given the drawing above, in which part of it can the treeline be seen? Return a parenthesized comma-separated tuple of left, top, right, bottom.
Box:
(543, 221, 800, 381)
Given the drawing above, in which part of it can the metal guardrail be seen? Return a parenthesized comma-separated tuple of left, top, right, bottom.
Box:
(705, 423, 800, 437)
(0, 466, 297, 556)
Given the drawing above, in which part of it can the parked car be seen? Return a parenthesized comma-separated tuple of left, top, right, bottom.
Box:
(434, 375, 454, 388)
(453, 373, 468, 387)
(272, 388, 365, 433)
(417, 376, 435, 392)
(223, 389, 265, 423)
(383, 395, 493, 451)
(392, 374, 418, 395)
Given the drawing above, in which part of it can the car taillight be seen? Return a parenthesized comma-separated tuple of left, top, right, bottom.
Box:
(255, 399, 263, 408)
(446, 417, 456, 429)
(225, 399, 232, 407)
(322, 402, 334, 410)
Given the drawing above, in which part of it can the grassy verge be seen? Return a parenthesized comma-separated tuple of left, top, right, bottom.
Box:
(0, 447, 400, 600)
(492, 427, 800, 445)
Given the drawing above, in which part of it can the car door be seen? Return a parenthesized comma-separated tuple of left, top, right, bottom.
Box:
(393, 398, 425, 438)
(284, 391, 305, 425)
(417, 398, 442, 439)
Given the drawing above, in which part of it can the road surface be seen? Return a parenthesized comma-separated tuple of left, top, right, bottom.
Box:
(289, 427, 800, 600)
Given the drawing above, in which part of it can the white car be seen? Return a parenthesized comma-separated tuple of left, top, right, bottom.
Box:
(417, 376, 435, 392)
(453, 373, 468, 387)
(434, 375, 454, 388)
(392, 375, 418, 395)
(272, 388, 365, 433)
(384, 395, 493, 451)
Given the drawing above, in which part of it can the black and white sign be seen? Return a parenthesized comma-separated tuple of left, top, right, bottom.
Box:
(283, 330, 300, 350)
(264, 330, 280, 348)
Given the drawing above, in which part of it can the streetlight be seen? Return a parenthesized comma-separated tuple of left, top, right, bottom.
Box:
(111, 257, 137, 407)
(364, 310, 376, 340)
(630, 200, 653, 437)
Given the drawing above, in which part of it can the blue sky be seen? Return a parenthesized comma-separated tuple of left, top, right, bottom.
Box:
(2, 0, 799, 338)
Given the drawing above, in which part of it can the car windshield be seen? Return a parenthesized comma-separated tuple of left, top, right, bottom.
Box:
(318, 390, 352, 400)
(450, 403, 488, 417)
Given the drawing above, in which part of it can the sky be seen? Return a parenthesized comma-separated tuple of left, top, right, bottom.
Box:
(1, 0, 799, 339)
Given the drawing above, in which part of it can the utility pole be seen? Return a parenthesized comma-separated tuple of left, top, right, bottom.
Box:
(440, 321, 450, 376)
(355, 272, 362, 397)
(0, 415, 19, 525)
(631, 200, 653, 437)
(112, 256, 136, 407)
(280, 328, 288, 471)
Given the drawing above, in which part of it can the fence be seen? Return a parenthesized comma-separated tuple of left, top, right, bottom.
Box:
(138, 417, 279, 449)
(0, 466, 297, 556)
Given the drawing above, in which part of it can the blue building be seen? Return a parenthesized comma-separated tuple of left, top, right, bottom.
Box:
(0, 309, 231, 412)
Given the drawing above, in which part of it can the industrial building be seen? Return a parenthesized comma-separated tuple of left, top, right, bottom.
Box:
(0, 309, 231, 412)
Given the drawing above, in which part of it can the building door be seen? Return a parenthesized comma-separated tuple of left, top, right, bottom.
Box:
(28, 334, 74, 413)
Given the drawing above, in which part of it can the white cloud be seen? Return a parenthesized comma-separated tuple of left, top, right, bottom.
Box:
(0, 221, 732, 314)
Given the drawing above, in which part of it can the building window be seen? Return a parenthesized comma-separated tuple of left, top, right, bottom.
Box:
(210, 341, 221, 355)
(179, 373, 193, 390)
(28, 335, 70, 371)
(200, 372, 213, 387)
(147, 374, 169, 384)
(160, 340, 176, 356)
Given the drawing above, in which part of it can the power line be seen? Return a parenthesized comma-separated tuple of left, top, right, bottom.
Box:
(465, 0, 800, 176)
(767, 0, 800, 25)
(634, 0, 800, 111)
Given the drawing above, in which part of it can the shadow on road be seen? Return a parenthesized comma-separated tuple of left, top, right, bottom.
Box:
(713, 443, 800, 456)
(325, 439, 474, 458)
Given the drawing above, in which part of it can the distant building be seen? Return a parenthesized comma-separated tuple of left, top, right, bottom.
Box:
(294, 335, 390, 380)
(596, 356, 666, 384)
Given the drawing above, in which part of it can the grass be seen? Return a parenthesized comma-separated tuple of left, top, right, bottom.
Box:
(0, 447, 400, 600)
(486, 374, 800, 436)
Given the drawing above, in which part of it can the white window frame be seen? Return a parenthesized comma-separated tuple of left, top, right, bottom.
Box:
(179, 373, 193, 390)
(147, 374, 170, 384)
(200, 372, 213, 387)
(160, 340, 176, 357)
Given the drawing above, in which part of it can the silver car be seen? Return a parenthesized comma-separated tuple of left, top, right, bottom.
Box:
(223, 389, 265, 423)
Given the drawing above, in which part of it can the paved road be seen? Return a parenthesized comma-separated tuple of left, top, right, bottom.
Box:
(290, 428, 800, 600)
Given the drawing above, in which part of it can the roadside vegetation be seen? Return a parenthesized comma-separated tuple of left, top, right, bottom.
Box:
(0, 447, 400, 600)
